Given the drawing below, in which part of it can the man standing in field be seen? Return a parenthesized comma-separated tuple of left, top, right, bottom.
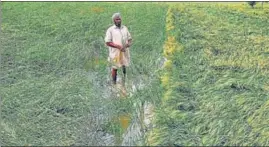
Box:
(105, 13, 132, 85)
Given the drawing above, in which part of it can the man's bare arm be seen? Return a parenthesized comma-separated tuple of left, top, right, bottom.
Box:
(106, 42, 124, 51)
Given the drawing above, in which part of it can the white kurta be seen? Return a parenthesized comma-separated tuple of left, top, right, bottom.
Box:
(105, 25, 132, 69)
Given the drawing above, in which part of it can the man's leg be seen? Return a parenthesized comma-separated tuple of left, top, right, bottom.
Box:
(121, 66, 127, 96)
(122, 66, 126, 86)
(112, 68, 117, 84)
(122, 65, 126, 75)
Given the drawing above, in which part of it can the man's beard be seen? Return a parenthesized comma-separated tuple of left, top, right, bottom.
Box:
(115, 23, 121, 27)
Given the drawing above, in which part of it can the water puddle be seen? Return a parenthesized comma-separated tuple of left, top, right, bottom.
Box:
(100, 73, 145, 146)
(84, 63, 154, 146)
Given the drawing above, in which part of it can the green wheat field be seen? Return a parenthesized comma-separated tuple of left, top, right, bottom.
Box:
(1, 2, 269, 146)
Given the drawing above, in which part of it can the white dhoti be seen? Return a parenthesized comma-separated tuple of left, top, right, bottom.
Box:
(108, 47, 130, 69)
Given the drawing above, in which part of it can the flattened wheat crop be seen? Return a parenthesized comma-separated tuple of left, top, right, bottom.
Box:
(0, 2, 167, 146)
(151, 2, 269, 146)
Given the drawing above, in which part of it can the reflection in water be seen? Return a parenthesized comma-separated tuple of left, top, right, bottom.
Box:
(110, 73, 147, 145)
(118, 75, 130, 130)
(116, 75, 131, 145)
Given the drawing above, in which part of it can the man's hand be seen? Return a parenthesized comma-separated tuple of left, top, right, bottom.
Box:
(125, 44, 130, 48)
(126, 39, 132, 48)
(117, 45, 125, 52)
(106, 42, 125, 52)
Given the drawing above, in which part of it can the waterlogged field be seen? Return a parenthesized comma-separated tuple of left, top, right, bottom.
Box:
(0, 2, 166, 146)
(1, 2, 269, 146)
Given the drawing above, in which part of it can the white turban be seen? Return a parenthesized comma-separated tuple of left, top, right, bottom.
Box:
(112, 12, 121, 22)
